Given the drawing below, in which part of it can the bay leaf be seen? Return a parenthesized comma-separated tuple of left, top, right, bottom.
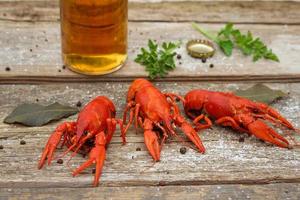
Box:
(234, 84, 287, 104)
(4, 103, 78, 127)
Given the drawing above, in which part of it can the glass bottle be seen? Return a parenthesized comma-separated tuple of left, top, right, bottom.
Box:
(60, 0, 128, 75)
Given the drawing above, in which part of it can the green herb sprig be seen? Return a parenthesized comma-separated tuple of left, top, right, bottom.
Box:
(135, 40, 181, 79)
(192, 22, 279, 62)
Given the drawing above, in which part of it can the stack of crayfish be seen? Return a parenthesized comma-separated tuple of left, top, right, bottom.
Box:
(38, 78, 298, 186)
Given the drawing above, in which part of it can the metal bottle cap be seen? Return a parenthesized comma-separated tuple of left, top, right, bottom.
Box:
(186, 39, 215, 59)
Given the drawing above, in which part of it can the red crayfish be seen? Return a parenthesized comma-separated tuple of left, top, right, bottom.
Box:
(122, 79, 205, 161)
(183, 90, 296, 148)
(38, 96, 123, 186)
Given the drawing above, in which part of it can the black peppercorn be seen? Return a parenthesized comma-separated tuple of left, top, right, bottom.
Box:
(5, 67, 11, 72)
(239, 137, 245, 143)
(76, 101, 82, 107)
(57, 159, 64, 164)
(136, 147, 141, 151)
(0, 145, 3, 149)
(180, 147, 187, 154)
(20, 140, 26, 145)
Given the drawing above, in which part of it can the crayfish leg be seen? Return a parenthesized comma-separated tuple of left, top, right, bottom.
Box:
(193, 114, 213, 131)
(38, 122, 76, 169)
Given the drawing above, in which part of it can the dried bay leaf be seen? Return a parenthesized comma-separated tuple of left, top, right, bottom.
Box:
(4, 103, 78, 127)
(235, 84, 287, 104)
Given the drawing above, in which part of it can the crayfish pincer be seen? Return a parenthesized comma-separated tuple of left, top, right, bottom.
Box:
(122, 79, 205, 161)
(38, 96, 123, 187)
(183, 90, 297, 148)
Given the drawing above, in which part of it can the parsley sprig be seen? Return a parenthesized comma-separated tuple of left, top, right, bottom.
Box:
(135, 40, 181, 79)
(192, 22, 279, 62)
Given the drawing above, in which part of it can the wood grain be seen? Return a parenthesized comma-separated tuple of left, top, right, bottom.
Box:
(0, 22, 300, 83)
(0, 0, 300, 24)
(0, 82, 299, 188)
(1, 184, 300, 200)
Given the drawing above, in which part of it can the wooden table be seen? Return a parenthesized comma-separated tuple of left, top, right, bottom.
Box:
(1, 0, 300, 199)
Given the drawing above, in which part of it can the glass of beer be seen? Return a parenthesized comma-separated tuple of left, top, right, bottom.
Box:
(60, 0, 128, 75)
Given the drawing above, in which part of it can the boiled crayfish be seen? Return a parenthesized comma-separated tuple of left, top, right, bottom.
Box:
(38, 96, 123, 186)
(183, 90, 296, 148)
(122, 79, 205, 161)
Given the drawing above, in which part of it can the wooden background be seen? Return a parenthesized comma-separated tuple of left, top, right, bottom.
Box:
(0, 0, 300, 199)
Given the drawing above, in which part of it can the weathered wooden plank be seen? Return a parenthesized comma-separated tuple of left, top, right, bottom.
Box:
(0, 0, 300, 24)
(1, 184, 300, 200)
(0, 22, 300, 83)
(0, 82, 299, 188)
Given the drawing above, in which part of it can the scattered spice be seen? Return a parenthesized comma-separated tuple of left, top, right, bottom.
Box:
(62, 65, 66, 69)
(57, 159, 64, 164)
(30, 49, 33, 52)
(5, 67, 11, 72)
(76, 101, 82, 107)
(45, 39, 48, 42)
(0, 145, 3, 149)
(36, 98, 39, 102)
(176, 54, 182, 60)
(201, 58, 207, 63)
(209, 64, 214, 68)
(136, 147, 141, 151)
(179, 147, 187, 154)
(20, 140, 26, 145)
(179, 62, 182, 65)
(238, 137, 245, 143)
(58, 69, 62, 73)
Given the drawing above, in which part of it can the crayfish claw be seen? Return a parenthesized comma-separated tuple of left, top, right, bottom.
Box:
(144, 130, 161, 162)
(179, 120, 206, 153)
(38, 132, 64, 169)
(248, 120, 289, 148)
(73, 133, 107, 187)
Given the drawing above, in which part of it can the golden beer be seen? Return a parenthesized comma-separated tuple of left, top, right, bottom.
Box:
(60, 0, 128, 75)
